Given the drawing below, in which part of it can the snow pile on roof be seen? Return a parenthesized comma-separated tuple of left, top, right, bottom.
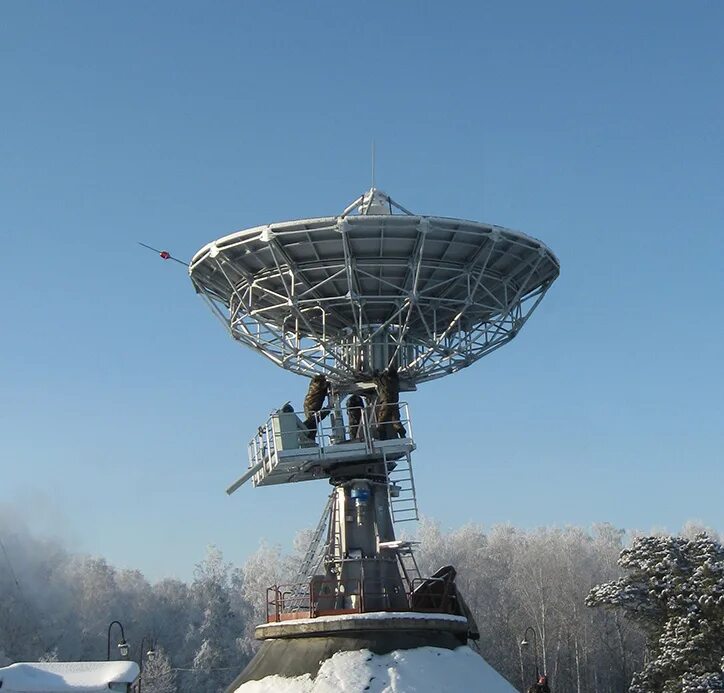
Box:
(234, 646, 517, 693)
(0, 661, 140, 692)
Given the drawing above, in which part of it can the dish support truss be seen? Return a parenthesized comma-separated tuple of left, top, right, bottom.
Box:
(189, 194, 559, 387)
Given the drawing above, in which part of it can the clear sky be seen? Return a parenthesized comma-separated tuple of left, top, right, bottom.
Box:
(1, 1, 722, 581)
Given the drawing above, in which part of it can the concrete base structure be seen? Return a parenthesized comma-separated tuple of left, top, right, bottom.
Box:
(226, 612, 470, 690)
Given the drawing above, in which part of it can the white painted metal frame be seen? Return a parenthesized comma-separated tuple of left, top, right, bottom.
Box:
(189, 190, 559, 386)
(243, 402, 414, 488)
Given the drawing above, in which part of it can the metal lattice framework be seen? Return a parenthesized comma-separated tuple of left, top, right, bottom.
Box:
(189, 189, 559, 386)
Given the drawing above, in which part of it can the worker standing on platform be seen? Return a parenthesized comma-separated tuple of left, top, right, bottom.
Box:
(346, 393, 364, 440)
(303, 374, 330, 441)
(373, 365, 406, 440)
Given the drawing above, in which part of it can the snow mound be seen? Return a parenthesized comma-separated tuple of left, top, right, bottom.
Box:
(0, 661, 140, 692)
(234, 646, 517, 693)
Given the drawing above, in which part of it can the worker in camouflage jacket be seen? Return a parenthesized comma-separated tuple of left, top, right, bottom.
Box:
(373, 365, 406, 440)
(303, 374, 330, 441)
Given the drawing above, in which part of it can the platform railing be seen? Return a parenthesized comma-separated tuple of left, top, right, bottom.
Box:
(247, 401, 413, 474)
(265, 574, 458, 623)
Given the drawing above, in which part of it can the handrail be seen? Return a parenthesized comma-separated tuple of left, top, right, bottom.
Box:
(246, 401, 413, 477)
(265, 573, 460, 623)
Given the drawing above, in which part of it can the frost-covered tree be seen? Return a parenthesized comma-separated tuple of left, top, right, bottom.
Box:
(234, 540, 289, 655)
(149, 578, 198, 670)
(188, 547, 244, 693)
(586, 533, 724, 693)
(38, 648, 59, 663)
(141, 647, 177, 693)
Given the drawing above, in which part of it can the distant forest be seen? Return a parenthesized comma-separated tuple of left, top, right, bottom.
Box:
(1, 514, 721, 693)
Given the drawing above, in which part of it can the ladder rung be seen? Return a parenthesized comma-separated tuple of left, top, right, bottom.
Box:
(385, 450, 418, 527)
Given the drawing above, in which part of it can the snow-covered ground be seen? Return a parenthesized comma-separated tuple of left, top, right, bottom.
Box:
(234, 646, 518, 693)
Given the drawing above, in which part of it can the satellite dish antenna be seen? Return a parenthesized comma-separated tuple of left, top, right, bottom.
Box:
(188, 186, 559, 641)
(190, 189, 558, 389)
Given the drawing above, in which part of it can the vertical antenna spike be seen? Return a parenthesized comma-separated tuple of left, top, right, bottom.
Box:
(371, 140, 376, 190)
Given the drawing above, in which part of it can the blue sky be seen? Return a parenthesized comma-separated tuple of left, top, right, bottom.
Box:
(1, 1, 722, 581)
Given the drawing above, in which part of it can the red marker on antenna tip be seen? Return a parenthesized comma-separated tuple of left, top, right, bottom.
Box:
(137, 242, 189, 267)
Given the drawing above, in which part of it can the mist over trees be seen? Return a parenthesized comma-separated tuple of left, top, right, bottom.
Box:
(1, 511, 721, 692)
(0, 517, 247, 692)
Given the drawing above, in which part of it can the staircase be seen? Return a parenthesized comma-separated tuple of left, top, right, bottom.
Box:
(287, 493, 335, 611)
(293, 492, 334, 584)
(398, 542, 422, 591)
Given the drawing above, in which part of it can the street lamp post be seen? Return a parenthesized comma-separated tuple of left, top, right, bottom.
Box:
(107, 620, 129, 661)
(138, 636, 156, 693)
(520, 626, 540, 685)
(518, 638, 526, 692)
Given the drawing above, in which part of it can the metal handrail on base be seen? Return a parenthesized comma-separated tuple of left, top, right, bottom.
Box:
(265, 574, 461, 624)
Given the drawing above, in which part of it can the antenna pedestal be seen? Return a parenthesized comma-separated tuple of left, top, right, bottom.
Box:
(316, 476, 408, 613)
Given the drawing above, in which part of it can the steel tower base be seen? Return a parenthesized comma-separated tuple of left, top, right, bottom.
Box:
(226, 612, 470, 690)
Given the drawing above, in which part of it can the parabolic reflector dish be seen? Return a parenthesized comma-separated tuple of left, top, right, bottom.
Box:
(189, 189, 559, 387)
